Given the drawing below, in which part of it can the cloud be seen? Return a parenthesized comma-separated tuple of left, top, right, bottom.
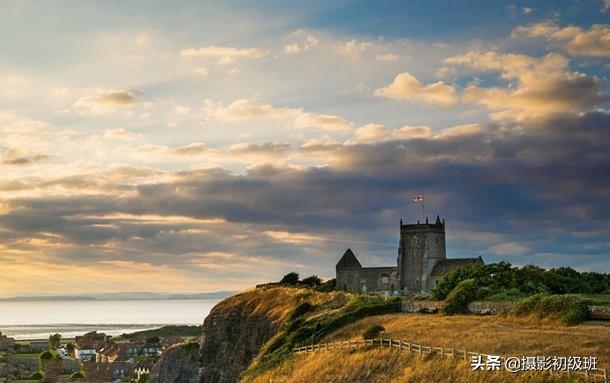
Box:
(374, 72, 458, 107)
(375, 53, 399, 61)
(181, 45, 267, 64)
(284, 43, 300, 54)
(1, 148, 49, 166)
(228, 142, 291, 156)
(74, 90, 138, 114)
(104, 128, 139, 141)
(203, 98, 352, 132)
(282, 31, 319, 55)
(193, 67, 209, 76)
(338, 39, 375, 57)
(513, 22, 610, 57)
(446, 51, 609, 121)
(346, 124, 433, 144)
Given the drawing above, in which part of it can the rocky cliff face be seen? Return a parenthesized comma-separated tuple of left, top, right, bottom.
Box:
(198, 292, 283, 383)
(150, 287, 348, 383)
(149, 343, 200, 383)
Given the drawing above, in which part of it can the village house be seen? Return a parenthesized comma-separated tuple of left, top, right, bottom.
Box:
(82, 361, 135, 382)
(74, 331, 111, 361)
(97, 341, 159, 363)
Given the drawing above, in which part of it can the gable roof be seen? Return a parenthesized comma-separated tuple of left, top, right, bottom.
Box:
(431, 257, 483, 277)
(336, 248, 362, 269)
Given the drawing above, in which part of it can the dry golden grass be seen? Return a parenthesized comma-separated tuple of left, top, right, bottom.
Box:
(215, 287, 350, 323)
(324, 313, 610, 367)
(247, 348, 590, 383)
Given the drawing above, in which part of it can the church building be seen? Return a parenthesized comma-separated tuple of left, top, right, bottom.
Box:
(336, 216, 483, 293)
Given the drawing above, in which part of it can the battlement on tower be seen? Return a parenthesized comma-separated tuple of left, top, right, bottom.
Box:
(400, 215, 445, 234)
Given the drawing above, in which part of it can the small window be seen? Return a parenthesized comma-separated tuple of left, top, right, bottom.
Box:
(416, 279, 419, 285)
(381, 273, 389, 284)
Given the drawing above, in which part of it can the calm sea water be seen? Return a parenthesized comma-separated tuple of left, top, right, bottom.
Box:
(0, 299, 218, 340)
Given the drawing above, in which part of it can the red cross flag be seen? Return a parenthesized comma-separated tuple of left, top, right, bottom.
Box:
(413, 194, 424, 202)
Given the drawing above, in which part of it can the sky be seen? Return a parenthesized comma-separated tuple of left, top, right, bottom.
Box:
(0, 0, 609, 297)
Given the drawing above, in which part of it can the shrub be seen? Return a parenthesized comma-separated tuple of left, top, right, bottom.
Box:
(432, 262, 609, 300)
(30, 370, 44, 379)
(39, 350, 55, 360)
(289, 302, 314, 321)
(70, 370, 85, 381)
(441, 279, 478, 315)
(510, 294, 590, 325)
(301, 275, 322, 287)
(279, 272, 300, 285)
(315, 278, 336, 292)
(362, 325, 385, 340)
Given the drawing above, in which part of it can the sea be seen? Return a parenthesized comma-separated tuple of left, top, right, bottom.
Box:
(0, 299, 218, 340)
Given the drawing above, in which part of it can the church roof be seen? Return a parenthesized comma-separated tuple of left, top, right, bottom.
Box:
(431, 257, 483, 277)
(336, 248, 362, 269)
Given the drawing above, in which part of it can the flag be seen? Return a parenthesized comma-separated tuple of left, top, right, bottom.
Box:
(413, 194, 424, 202)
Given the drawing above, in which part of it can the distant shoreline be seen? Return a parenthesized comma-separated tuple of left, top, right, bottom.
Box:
(0, 291, 236, 302)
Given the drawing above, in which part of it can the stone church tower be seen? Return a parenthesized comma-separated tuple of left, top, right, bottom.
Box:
(397, 215, 446, 292)
(335, 215, 482, 293)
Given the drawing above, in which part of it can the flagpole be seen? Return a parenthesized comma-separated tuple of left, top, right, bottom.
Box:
(422, 193, 425, 221)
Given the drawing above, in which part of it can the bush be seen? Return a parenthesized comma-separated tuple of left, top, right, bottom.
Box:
(70, 371, 85, 381)
(362, 325, 385, 339)
(315, 278, 336, 292)
(39, 350, 55, 359)
(30, 370, 44, 379)
(279, 272, 300, 285)
(510, 294, 590, 325)
(301, 275, 322, 287)
(441, 279, 478, 315)
(432, 262, 609, 300)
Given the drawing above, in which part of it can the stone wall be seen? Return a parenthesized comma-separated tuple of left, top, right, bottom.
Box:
(589, 305, 610, 320)
(467, 301, 513, 315)
(337, 267, 397, 292)
(401, 300, 443, 313)
(401, 299, 610, 319)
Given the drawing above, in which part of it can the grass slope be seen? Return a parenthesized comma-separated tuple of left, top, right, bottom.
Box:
(244, 306, 609, 382)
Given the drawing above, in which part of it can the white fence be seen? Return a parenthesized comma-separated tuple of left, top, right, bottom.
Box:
(293, 338, 608, 383)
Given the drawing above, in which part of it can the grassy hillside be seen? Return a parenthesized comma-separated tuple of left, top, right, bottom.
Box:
(248, 348, 590, 383)
(240, 288, 609, 383)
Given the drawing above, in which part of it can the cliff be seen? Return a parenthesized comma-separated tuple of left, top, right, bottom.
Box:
(149, 342, 200, 383)
(198, 287, 349, 382)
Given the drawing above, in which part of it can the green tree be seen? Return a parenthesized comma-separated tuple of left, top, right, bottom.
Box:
(279, 272, 300, 285)
(48, 333, 61, 350)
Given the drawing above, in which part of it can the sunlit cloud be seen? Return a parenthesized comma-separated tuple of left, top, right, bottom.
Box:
(374, 72, 458, 107)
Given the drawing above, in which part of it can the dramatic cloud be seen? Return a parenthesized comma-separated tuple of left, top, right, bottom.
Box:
(346, 124, 433, 144)
(374, 72, 458, 107)
(181, 45, 267, 64)
(513, 22, 610, 57)
(446, 51, 609, 121)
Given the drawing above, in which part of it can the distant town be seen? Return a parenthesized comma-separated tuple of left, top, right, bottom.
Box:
(0, 326, 200, 382)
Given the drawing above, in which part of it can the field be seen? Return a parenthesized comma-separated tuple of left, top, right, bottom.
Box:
(326, 313, 610, 367)
(246, 312, 609, 383)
